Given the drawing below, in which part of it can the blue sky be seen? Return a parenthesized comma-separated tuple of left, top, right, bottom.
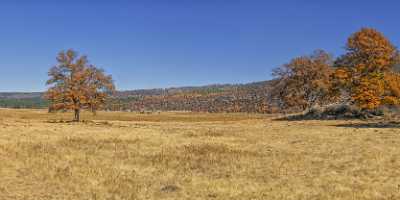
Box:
(0, 0, 399, 92)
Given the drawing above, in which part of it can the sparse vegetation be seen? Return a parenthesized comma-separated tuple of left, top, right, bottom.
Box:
(0, 0, 398, 198)
(0, 109, 400, 199)
(1, 27, 400, 200)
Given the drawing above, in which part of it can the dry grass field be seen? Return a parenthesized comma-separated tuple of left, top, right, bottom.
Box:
(0, 109, 400, 199)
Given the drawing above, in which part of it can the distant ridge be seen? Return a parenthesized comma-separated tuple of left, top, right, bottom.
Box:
(0, 80, 274, 112)
(0, 92, 43, 99)
(0, 81, 270, 99)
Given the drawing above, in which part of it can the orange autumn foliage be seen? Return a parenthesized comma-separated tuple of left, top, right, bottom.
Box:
(272, 50, 334, 110)
(333, 28, 400, 109)
(45, 49, 115, 121)
(383, 72, 400, 105)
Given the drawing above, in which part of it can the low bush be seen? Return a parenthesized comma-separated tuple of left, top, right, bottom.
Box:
(283, 104, 385, 120)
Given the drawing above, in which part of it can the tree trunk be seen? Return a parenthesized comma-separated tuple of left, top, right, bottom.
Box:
(91, 105, 97, 116)
(74, 109, 80, 122)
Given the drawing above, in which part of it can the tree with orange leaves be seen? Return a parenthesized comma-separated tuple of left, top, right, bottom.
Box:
(86, 66, 115, 115)
(45, 49, 115, 121)
(383, 69, 400, 106)
(272, 50, 334, 111)
(333, 28, 400, 110)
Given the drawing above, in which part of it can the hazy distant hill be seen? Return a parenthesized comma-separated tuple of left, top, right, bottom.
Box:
(0, 80, 274, 112)
(0, 92, 43, 99)
(114, 81, 269, 97)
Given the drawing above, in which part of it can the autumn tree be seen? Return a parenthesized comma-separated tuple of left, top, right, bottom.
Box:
(45, 49, 115, 121)
(86, 66, 115, 115)
(333, 28, 400, 110)
(272, 50, 334, 111)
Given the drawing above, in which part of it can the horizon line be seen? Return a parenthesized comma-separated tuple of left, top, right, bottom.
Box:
(0, 79, 271, 93)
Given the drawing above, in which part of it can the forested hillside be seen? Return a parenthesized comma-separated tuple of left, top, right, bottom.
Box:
(0, 81, 275, 113)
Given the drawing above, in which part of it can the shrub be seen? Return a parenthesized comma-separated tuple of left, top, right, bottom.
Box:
(282, 103, 384, 120)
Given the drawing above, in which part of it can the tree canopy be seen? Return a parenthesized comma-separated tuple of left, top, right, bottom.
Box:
(272, 50, 334, 111)
(45, 49, 115, 121)
(333, 28, 400, 109)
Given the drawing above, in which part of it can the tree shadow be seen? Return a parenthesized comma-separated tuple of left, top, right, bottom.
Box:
(46, 119, 76, 124)
(46, 119, 96, 124)
(333, 121, 400, 128)
(46, 119, 116, 127)
(273, 114, 355, 121)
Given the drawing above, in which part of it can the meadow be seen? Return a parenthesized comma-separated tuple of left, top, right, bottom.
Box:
(0, 109, 399, 199)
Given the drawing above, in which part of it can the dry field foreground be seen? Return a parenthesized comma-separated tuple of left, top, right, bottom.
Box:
(0, 109, 400, 199)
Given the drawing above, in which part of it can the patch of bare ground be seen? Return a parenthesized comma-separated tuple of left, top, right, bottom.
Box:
(0, 109, 399, 199)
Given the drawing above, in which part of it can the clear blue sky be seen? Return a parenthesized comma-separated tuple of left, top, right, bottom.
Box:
(0, 0, 399, 92)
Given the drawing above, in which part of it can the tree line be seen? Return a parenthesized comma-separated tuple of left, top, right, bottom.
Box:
(272, 28, 400, 113)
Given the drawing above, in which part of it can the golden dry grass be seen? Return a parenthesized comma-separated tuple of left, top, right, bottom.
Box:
(0, 108, 399, 199)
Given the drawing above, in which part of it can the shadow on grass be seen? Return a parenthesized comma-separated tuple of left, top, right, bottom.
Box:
(46, 119, 111, 125)
(273, 104, 380, 122)
(46, 119, 132, 129)
(273, 114, 356, 121)
(46, 119, 76, 124)
(333, 121, 400, 128)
